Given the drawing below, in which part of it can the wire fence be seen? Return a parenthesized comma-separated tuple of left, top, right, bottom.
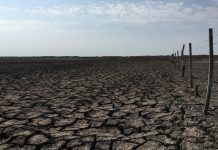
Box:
(170, 28, 217, 115)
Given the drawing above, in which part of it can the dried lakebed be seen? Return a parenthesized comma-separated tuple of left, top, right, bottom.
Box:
(0, 57, 217, 150)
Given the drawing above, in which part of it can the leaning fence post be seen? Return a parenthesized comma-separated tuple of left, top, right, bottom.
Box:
(204, 28, 214, 115)
(181, 44, 185, 77)
(189, 43, 193, 88)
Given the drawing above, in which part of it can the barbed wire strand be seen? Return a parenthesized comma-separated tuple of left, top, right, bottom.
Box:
(192, 39, 208, 47)
(192, 40, 217, 49)
(170, 37, 217, 55)
(193, 44, 209, 50)
(192, 33, 217, 46)
(192, 41, 217, 54)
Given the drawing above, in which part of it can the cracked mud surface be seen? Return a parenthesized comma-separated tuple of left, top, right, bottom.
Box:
(0, 57, 217, 150)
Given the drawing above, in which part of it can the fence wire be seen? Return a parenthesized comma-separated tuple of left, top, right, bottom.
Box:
(193, 39, 209, 47)
(170, 29, 217, 115)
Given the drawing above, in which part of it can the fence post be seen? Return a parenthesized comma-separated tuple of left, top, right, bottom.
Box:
(189, 43, 193, 88)
(174, 52, 176, 67)
(204, 28, 214, 115)
(177, 51, 180, 71)
(181, 44, 185, 77)
(195, 85, 200, 97)
(171, 53, 174, 64)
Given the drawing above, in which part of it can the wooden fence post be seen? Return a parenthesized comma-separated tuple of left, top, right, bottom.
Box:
(189, 43, 193, 88)
(181, 44, 185, 77)
(171, 54, 174, 64)
(195, 85, 200, 97)
(204, 28, 214, 115)
(174, 52, 176, 67)
(177, 51, 180, 71)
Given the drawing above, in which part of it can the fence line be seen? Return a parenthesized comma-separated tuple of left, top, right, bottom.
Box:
(192, 39, 208, 47)
(193, 44, 209, 50)
(170, 28, 216, 116)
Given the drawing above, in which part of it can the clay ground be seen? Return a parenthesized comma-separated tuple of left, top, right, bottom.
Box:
(0, 57, 217, 150)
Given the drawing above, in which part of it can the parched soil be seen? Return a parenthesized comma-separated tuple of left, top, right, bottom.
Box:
(0, 57, 217, 150)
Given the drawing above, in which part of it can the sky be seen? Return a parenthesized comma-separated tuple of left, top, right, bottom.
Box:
(0, 0, 218, 56)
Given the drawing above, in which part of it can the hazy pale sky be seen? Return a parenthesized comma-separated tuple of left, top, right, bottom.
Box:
(0, 0, 218, 56)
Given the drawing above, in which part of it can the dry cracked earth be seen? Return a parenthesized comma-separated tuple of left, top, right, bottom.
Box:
(0, 57, 217, 150)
